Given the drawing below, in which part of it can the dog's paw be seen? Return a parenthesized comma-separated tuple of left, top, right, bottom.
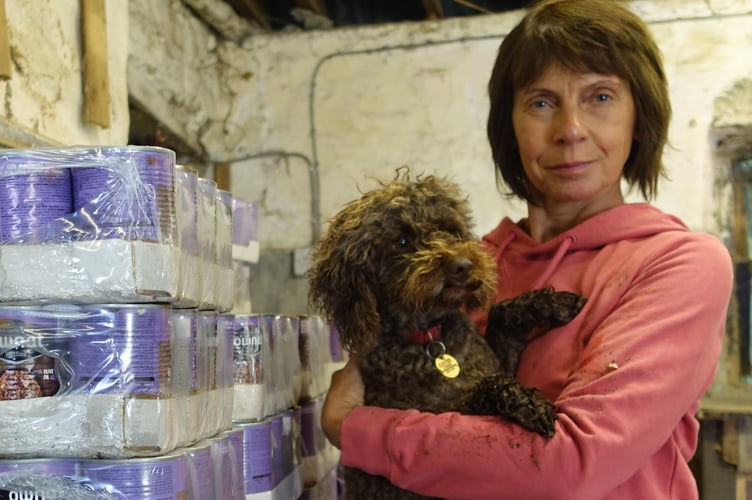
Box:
(489, 288, 586, 336)
(546, 290, 587, 326)
(462, 374, 557, 439)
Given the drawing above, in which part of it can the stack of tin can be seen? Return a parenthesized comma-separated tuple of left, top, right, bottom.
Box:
(0, 145, 346, 499)
(0, 147, 235, 310)
(0, 146, 241, 499)
(226, 312, 346, 500)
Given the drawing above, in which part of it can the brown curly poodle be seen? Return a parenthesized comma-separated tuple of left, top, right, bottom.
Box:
(308, 169, 585, 499)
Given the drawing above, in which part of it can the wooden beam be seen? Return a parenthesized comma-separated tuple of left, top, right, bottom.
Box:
(422, 0, 443, 20)
(0, 0, 11, 79)
(452, 0, 493, 14)
(234, 0, 271, 30)
(80, 0, 110, 127)
(294, 0, 327, 16)
(214, 162, 231, 192)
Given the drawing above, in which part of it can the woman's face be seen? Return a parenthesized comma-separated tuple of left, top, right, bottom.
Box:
(512, 64, 636, 209)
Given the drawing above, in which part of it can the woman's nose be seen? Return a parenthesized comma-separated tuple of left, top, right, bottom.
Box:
(554, 105, 586, 144)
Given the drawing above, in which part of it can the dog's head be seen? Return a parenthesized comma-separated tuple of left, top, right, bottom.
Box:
(307, 169, 497, 355)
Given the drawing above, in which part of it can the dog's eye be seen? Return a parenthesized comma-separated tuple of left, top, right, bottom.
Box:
(391, 236, 413, 253)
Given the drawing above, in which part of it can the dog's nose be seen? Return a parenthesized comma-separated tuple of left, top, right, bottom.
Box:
(448, 257, 472, 285)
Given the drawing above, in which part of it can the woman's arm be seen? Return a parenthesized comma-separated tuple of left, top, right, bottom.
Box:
(321, 357, 365, 449)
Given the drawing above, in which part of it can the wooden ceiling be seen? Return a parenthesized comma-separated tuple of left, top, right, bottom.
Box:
(221, 0, 530, 31)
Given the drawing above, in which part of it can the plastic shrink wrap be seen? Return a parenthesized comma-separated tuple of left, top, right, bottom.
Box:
(0, 146, 232, 311)
(0, 304, 233, 459)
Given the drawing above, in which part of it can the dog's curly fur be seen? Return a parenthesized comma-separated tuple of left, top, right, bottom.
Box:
(308, 169, 586, 500)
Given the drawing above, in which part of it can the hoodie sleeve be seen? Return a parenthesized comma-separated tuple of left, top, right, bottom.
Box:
(339, 231, 733, 499)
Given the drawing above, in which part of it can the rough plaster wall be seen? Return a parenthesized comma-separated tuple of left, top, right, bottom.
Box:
(231, 15, 526, 251)
(128, 0, 222, 156)
(0, 0, 129, 147)
(128, 0, 265, 161)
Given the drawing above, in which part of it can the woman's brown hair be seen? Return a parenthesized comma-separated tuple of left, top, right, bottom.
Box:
(487, 0, 671, 204)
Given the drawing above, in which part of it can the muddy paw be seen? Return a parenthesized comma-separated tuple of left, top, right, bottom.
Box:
(462, 375, 558, 439)
(547, 290, 587, 325)
(487, 287, 586, 338)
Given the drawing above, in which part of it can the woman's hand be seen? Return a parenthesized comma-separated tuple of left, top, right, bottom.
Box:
(321, 357, 365, 449)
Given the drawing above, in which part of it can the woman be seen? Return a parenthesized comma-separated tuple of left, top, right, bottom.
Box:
(321, 0, 734, 498)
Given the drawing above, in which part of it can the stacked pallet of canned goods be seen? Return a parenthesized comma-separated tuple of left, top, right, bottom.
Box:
(297, 316, 347, 500)
(0, 146, 243, 499)
(229, 311, 346, 500)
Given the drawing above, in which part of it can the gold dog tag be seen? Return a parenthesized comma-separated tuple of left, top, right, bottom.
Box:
(435, 354, 460, 378)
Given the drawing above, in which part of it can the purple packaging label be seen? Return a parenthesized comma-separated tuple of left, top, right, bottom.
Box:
(69, 305, 171, 395)
(209, 436, 234, 500)
(0, 168, 72, 243)
(300, 402, 317, 458)
(186, 444, 214, 500)
(70, 147, 175, 242)
(329, 322, 343, 362)
(82, 455, 187, 500)
(225, 429, 244, 498)
(231, 198, 250, 246)
(241, 421, 272, 494)
(301, 399, 327, 457)
(298, 318, 311, 370)
(270, 416, 284, 486)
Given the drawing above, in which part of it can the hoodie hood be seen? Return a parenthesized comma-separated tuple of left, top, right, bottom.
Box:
(482, 203, 690, 289)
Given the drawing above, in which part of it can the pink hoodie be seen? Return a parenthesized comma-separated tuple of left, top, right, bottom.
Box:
(339, 203, 733, 499)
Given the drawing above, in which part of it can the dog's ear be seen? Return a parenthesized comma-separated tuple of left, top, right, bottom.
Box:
(331, 272, 381, 355)
(307, 233, 381, 355)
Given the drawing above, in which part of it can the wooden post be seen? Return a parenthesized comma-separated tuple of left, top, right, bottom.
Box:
(81, 0, 110, 127)
(0, 0, 12, 79)
(421, 0, 443, 20)
(215, 162, 231, 192)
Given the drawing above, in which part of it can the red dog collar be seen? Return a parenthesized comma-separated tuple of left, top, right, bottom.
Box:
(408, 324, 442, 344)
